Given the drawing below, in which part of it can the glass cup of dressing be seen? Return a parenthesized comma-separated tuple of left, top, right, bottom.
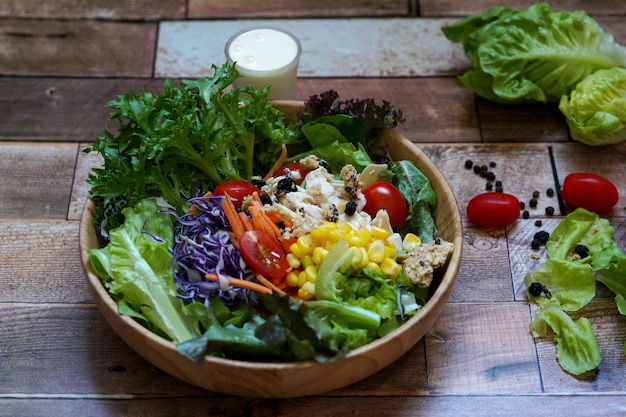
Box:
(225, 26, 302, 100)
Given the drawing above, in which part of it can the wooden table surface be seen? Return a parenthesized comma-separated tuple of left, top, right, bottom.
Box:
(2, 1, 626, 416)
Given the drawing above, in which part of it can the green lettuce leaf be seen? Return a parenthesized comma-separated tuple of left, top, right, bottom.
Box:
(88, 198, 199, 343)
(524, 259, 595, 311)
(442, 3, 626, 104)
(559, 67, 626, 146)
(529, 307, 602, 375)
(546, 208, 614, 261)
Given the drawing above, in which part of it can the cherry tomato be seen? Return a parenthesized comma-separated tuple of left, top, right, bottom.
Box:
(213, 180, 259, 210)
(272, 162, 310, 185)
(467, 192, 519, 227)
(238, 229, 289, 280)
(561, 173, 619, 214)
(362, 181, 409, 229)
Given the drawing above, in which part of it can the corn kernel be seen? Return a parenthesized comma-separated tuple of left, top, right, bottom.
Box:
(298, 282, 316, 300)
(286, 253, 301, 269)
(371, 226, 391, 240)
(385, 246, 397, 259)
(355, 228, 373, 246)
(312, 246, 328, 265)
(301, 254, 313, 269)
(304, 265, 317, 283)
(290, 242, 303, 258)
(348, 232, 366, 247)
(297, 234, 314, 254)
(286, 271, 300, 287)
(381, 258, 402, 279)
(298, 271, 307, 287)
(367, 261, 382, 273)
(402, 233, 422, 252)
(367, 239, 386, 263)
(336, 220, 353, 232)
(328, 228, 347, 243)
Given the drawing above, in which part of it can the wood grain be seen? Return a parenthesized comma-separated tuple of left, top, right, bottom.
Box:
(0, 19, 156, 77)
(0, 142, 77, 219)
(0, 0, 185, 20)
(0, 220, 90, 303)
(188, 0, 409, 18)
(420, 0, 626, 16)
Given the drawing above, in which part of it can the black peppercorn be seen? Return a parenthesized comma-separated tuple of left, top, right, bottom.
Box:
(534, 230, 550, 244)
(520, 201, 526, 210)
(529, 198, 538, 208)
(528, 282, 544, 297)
(545, 206, 555, 216)
(486, 172, 496, 181)
(546, 188, 555, 197)
(486, 182, 493, 191)
(574, 244, 589, 259)
(535, 220, 542, 227)
(522, 210, 530, 219)
(465, 160, 474, 169)
(344, 201, 357, 215)
(532, 190, 540, 198)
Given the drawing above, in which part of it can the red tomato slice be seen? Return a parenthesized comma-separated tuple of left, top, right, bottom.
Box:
(272, 162, 310, 185)
(362, 181, 409, 229)
(561, 173, 619, 214)
(238, 230, 289, 280)
(467, 192, 519, 227)
(213, 180, 259, 210)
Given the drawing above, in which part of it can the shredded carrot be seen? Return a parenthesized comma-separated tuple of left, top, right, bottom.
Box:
(221, 192, 245, 240)
(268, 212, 292, 228)
(205, 273, 272, 295)
(255, 273, 287, 296)
(252, 191, 262, 203)
(187, 190, 213, 215)
(249, 203, 274, 237)
(253, 201, 285, 239)
(239, 211, 254, 231)
(263, 143, 288, 180)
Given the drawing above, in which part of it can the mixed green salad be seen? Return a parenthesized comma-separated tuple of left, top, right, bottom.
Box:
(85, 62, 453, 363)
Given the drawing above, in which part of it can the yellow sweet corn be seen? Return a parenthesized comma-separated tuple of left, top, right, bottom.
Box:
(286, 221, 402, 300)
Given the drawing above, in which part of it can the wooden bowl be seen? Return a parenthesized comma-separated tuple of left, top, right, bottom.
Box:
(79, 101, 463, 398)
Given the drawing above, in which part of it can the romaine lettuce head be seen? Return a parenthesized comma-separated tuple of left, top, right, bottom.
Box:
(442, 3, 626, 104)
(559, 67, 626, 146)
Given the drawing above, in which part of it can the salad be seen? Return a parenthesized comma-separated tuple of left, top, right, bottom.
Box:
(85, 62, 454, 363)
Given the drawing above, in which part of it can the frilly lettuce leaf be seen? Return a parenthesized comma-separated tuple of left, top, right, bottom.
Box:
(529, 307, 602, 375)
(442, 3, 626, 104)
(559, 67, 626, 146)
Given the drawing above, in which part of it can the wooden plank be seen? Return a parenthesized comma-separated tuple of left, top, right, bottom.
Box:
(0, 142, 77, 219)
(0, 0, 185, 20)
(477, 100, 569, 143)
(0, 78, 169, 141)
(2, 395, 626, 417)
(0, 304, 209, 395)
(155, 19, 469, 78)
(0, 220, 92, 303)
(420, 0, 626, 17)
(188, 0, 409, 18)
(0, 19, 156, 77)
(69, 144, 102, 221)
(425, 302, 541, 394)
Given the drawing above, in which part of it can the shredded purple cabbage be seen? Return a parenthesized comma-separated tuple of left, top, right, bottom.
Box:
(170, 195, 259, 306)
